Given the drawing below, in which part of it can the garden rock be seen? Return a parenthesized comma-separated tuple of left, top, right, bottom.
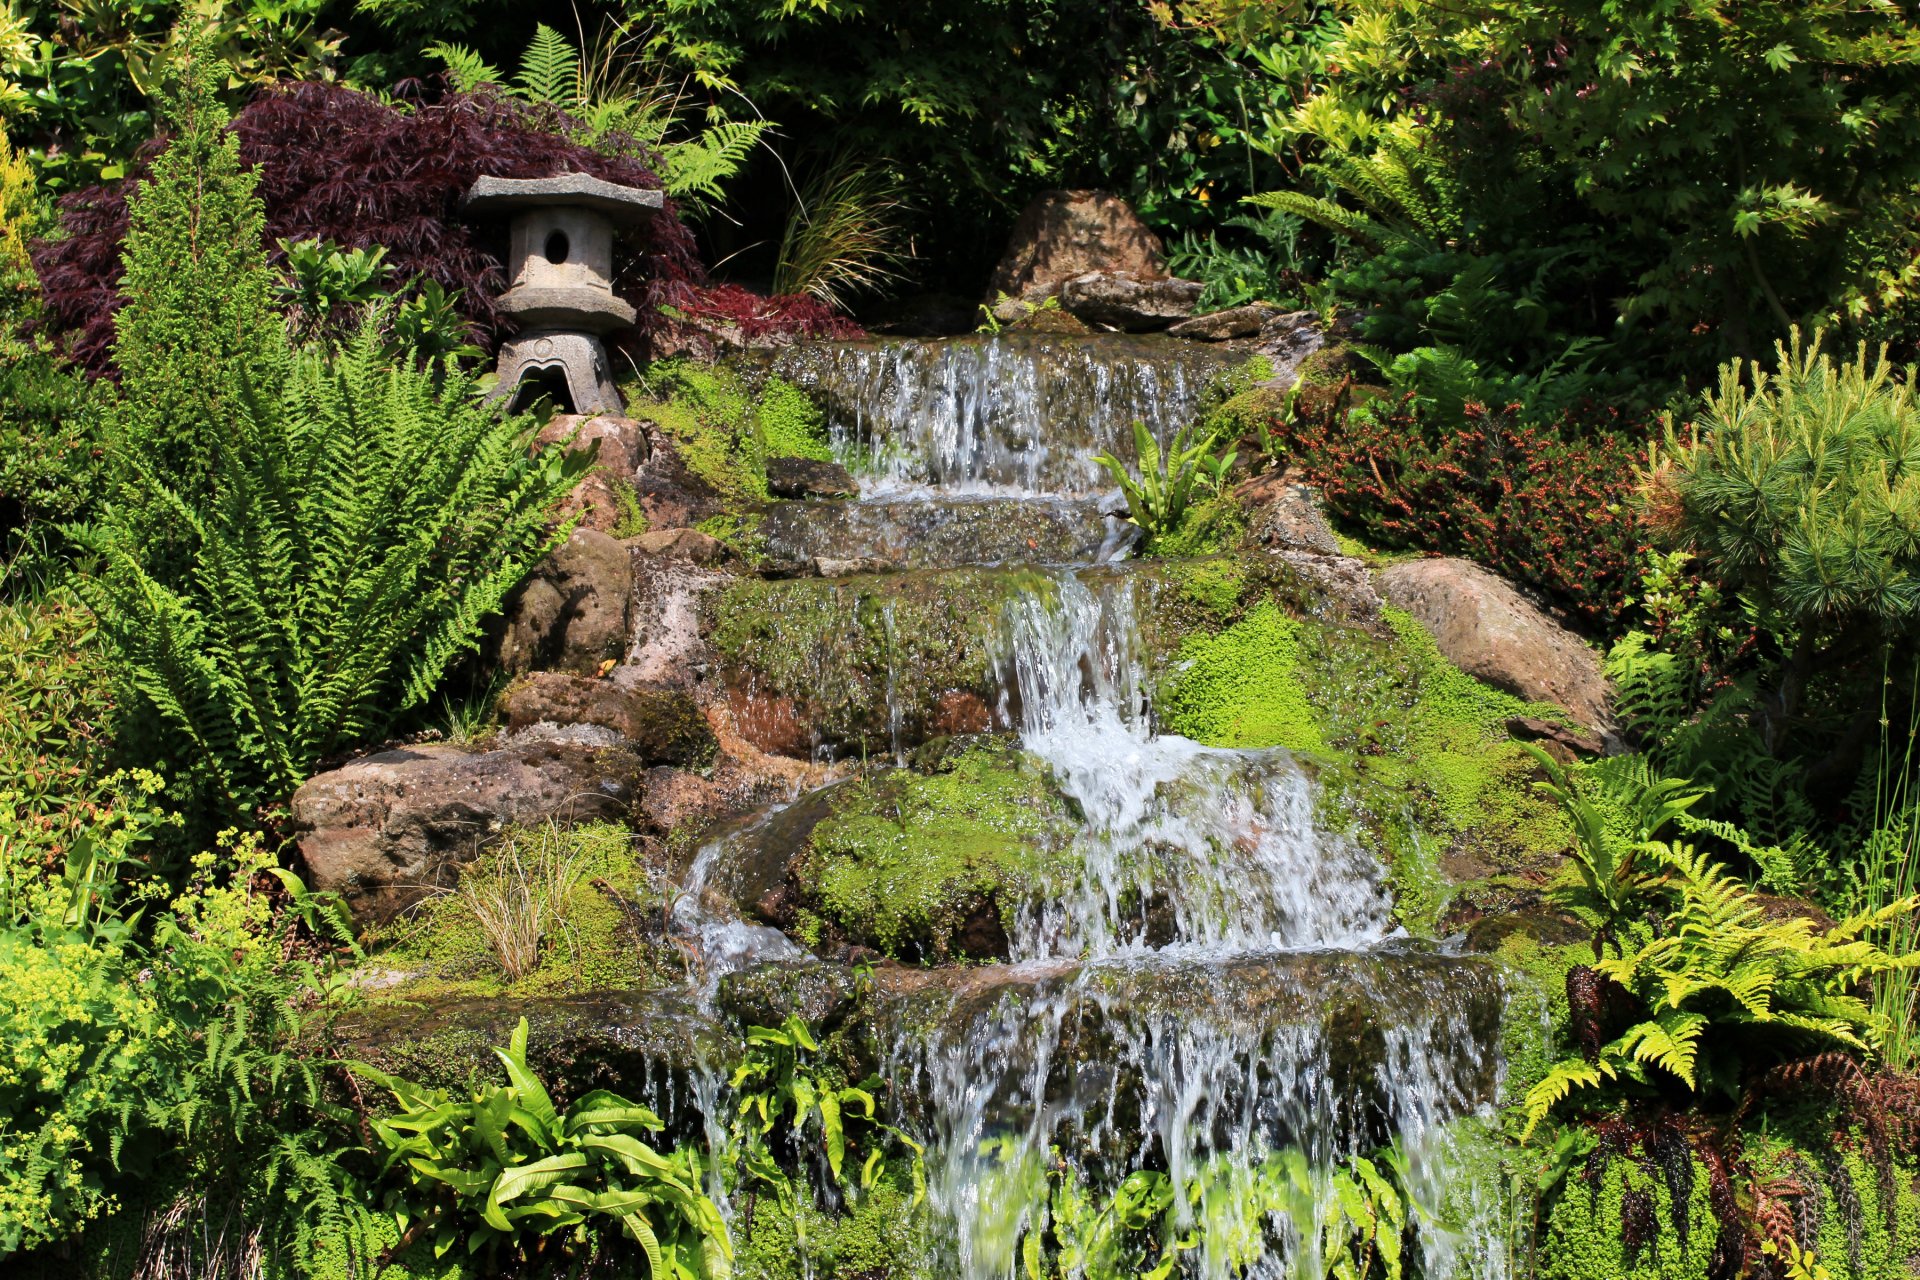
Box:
(537, 413, 648, 534)
(492, 527, 633, 677)
(629, 527, 732, 565)
(291, 740, 643, 925)
(1376, 557, 1617, 738)
(1234, 472, 1342, 556)
(1058, 271, 1204, 331)
(986, 189, 1168, 303)
(1167, 303, 1282, 341)
(500, 671, 716, 766)
(766, 456, 858, 500)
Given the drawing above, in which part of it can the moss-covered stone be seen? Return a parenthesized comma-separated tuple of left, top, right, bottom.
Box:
(796, 742, 1077, 961)
(710, 566, 1052, 757)
(733, 1174, 934, 1280)
(1153, 585, 1571, 934)
(352, 822, 684, 1003)
(628, 362, 833, 512)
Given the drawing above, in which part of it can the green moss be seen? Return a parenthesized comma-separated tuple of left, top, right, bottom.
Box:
(1746, 1114, 1920, 1280)
(1160, 602, 1324, 754)
(734, 1174, 934, 1280)
(607, 472, 649, 538)
(710, 567, 1051, 756)
(628, 364, 835, 512)
(758, 375, 834, 462)
(800, 743, 1076, 960)
(1149, 491, 1250, 558)
(1155, 579, 1571, 935)
(1540, 1151, 1721, 1280)
(357, 822, 679, 1003)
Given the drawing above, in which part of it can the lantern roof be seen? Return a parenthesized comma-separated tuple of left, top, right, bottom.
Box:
(463, 173, 665, 224)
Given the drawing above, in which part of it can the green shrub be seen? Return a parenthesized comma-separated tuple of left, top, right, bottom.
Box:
(1653, 330, 1920, 658)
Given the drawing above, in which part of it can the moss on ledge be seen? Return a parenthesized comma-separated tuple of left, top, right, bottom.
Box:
(796, 741, 1076, 961)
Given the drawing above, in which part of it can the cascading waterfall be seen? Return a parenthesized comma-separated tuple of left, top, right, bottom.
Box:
(771, 334, 1233, 495)
(680, 332, 1516, 1278)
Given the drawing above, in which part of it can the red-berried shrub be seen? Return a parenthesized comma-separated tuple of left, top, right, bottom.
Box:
(1273, 390, 1650, 630)
(32, 80, 853, 373)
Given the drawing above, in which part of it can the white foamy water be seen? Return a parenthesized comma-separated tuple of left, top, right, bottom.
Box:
(1001, 571, 1394, 959)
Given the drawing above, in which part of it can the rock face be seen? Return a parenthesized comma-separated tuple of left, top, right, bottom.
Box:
(765, 456, 858, 500)
(292, 740, 643, 924)
(1376, 557, 1616, 736)
(1166, 303, 1282, 341)
(986, 189, 1168, 302)
(629, 527, 732, 565)
(1234, 472, 1342, 556)
(499, 672, 716, 766)
(492, 528, 633, 677)
(537, 414, 649, 534)
(1057, 271, 1203, 332)
(332, 990, 731, 1132)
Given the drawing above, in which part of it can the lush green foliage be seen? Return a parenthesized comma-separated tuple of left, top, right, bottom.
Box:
(1095, 420, 1237, 545)
(1654, 330, 1920, 642)
(361, 1016, 730, 1277)
(92, 310, 589, 818)
(729, 1015, 923, 1203)
(1, 801, 373, 1267)
(1523, 753, 1920, 1133)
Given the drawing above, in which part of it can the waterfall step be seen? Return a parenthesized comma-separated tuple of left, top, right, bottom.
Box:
(771, 333, 1239, 495)
(757, 493, 1136, 571)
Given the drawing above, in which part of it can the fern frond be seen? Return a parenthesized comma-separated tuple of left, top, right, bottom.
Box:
(517, 24, 581, 108)
(1243, 190, 1382, 251)
(425, 42, 503, 94)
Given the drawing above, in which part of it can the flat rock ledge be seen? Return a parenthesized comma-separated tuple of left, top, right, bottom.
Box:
(292, 740, 644, 925)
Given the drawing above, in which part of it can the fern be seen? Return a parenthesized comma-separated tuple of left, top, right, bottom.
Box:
(659, 118, 771, 203)
(424, 41, 502, 93)
(90, 310, 592, 818)
(516, 23, 582, 108)
(1243, 189, 1382, 251)
(1523, 760, 1920, 1135)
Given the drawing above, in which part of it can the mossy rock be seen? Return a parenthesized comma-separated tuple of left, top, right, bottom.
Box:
(710, 566, 1053, 758)
(733, 1172, 934, 1280)
(790, 741, 1078, 962)
(350, 822, 685, 1002)
(1539, 1148, 1724, 1280)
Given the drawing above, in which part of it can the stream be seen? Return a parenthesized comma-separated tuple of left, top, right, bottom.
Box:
(676, 334, 1518, 1279)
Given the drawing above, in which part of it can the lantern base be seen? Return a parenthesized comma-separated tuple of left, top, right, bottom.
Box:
(491, 330, 623, 416)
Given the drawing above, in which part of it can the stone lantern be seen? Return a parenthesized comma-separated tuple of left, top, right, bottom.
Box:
(463, 173, 664, 415)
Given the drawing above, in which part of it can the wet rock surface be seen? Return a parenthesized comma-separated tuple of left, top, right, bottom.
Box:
(1058, 270, 1204, 331)
(292, 740, 642, 924)
(332, 989, 731, 1136)
(765, 455, 858, 499)
(1166, 302, 1283, 341)
(1377, 556, 1617, 737)
(757, 494, 1132, 571)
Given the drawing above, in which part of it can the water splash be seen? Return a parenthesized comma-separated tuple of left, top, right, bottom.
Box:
(1002, 571, 1394, 958)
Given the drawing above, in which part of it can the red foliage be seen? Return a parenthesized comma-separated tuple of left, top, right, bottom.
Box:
(1272, 389, 1649, 630)
(27, 80, 802, 373)
(666, 282, 862, 348)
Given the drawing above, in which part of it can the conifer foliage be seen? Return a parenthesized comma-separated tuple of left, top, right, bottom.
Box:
(87, 51, 592, 819)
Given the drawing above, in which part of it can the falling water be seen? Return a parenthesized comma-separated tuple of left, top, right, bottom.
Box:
(680, 330, 1516, 1278)
(771, 334, 1234, 495)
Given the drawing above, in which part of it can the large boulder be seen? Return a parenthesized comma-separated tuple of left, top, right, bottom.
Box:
(986, 190, 1168, 303)
(500, 671, 716, 766)
(492, 528, 633, 677)
(537, 414, 650, 535)
(292, 740, 644, 924)
(1375, 557, 1616, 737)
(1058, 271, 1203, 332)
